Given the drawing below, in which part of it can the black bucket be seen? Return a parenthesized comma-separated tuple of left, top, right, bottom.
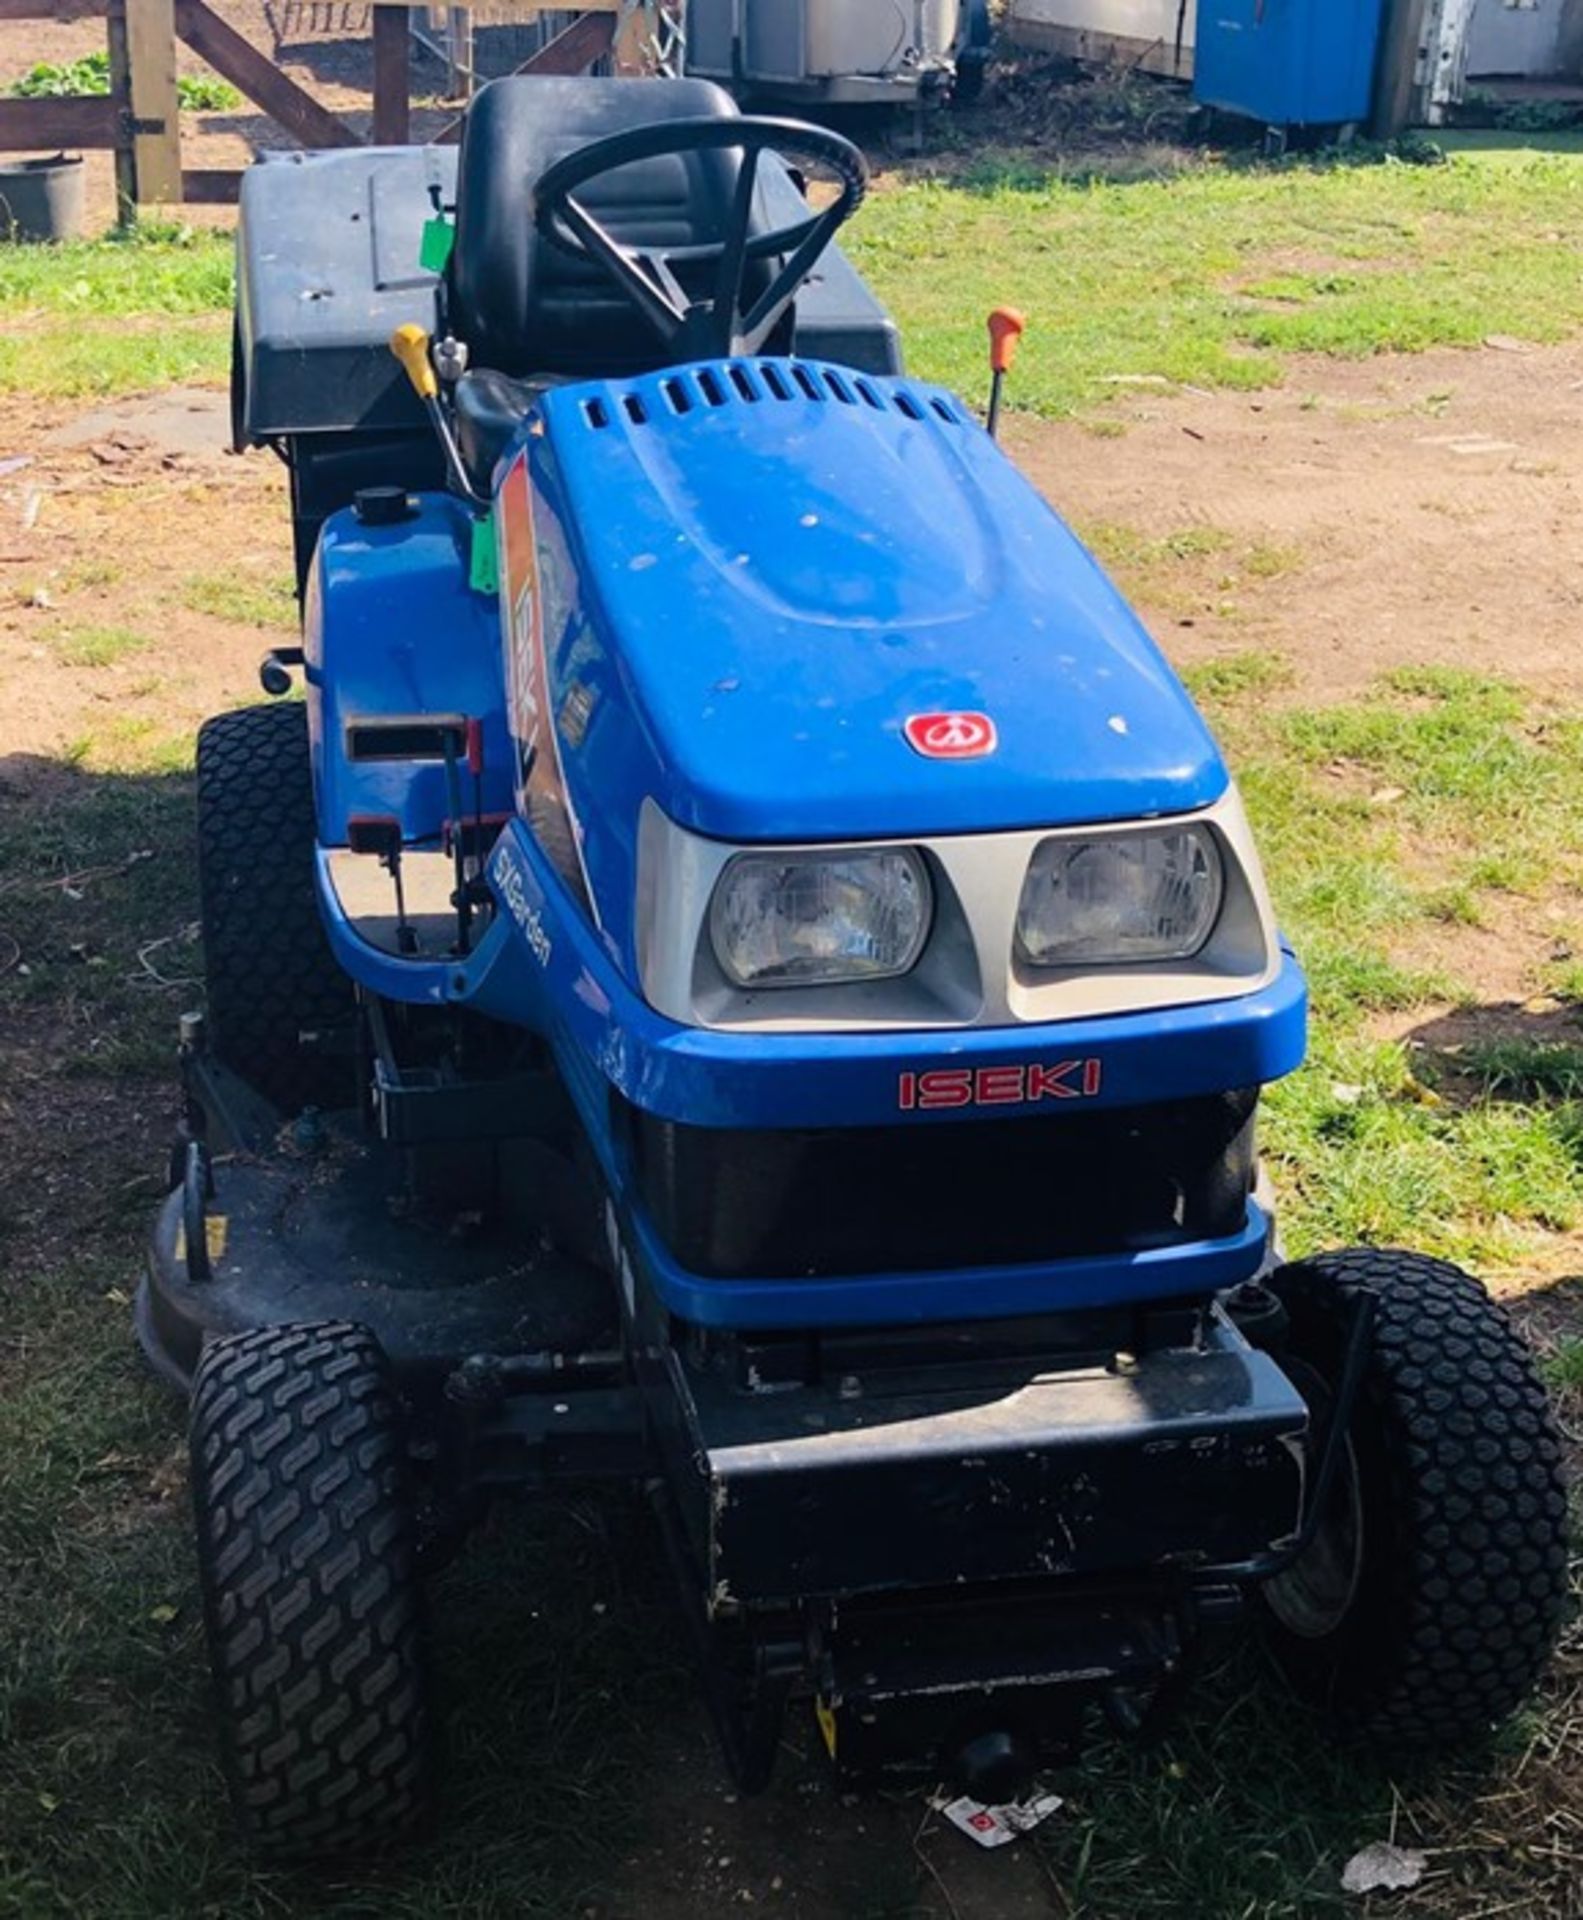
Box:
(0, 153, 86, 242)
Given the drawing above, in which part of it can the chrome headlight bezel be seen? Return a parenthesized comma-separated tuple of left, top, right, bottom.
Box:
(1014, 824, 1226, 969)
(635, 791, 1280, 1033)
(706, 845, 934, 990)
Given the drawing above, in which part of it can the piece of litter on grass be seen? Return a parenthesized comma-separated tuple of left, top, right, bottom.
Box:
(1369, 786, 1406, 807)
(149, 1603, 178, 1625)
(1341, 1842, 1427, 1894)
(934, 1789, 1063, 1850)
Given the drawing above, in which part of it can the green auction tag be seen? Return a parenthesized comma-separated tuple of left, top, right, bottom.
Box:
(469, 514, 498, 596)
(420, 215, 454, 274)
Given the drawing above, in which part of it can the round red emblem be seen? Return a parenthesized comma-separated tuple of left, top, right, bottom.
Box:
(904, 711, 998, 760)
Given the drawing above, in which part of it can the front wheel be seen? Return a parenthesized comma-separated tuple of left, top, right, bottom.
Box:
(1259, 1249, 1570, 1748)
(189, 1321, 432, 1857)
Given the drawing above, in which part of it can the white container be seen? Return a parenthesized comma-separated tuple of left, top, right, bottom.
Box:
(803, 0, 963, 76)
(691, 0, 968, 99)
(1007, 0, 1196, 76)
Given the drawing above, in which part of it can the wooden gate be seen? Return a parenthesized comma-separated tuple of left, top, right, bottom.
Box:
(0, 1, 667, 219)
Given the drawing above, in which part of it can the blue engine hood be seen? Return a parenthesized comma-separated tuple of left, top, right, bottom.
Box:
(538, 362, 1226, 843)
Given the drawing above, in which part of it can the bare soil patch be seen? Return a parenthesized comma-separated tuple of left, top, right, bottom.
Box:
(1009, 337, 1583, 705)
(0, 394, 283, 759)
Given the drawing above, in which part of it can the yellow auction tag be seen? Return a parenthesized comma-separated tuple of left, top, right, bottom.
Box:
(176, 1216, 229, 1268)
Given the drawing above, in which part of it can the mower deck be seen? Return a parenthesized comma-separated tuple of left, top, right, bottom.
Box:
(137, 1142, 616, 1393)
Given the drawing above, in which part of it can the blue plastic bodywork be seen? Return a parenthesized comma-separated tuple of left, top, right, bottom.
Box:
(513, 360, 1229, 985)
(310, 361, 1311, 1330)
(315, 805, 1307, 1326)
(1194, 0, 1386, 129)
(305, 494, 515, 844)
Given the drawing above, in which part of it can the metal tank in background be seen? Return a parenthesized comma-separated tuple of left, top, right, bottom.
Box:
(686, 0, 991, 105)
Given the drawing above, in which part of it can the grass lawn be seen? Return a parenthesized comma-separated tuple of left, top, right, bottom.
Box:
(2, 143, 1582, 408)
(0, 222, 232, 403)
(1, 118, 1580, 1920)
(1195, 660, 1583, 1269)
(849, 143, 1583, 414)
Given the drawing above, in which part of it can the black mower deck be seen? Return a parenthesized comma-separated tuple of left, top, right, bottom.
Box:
(138, 1143, 617, 1394)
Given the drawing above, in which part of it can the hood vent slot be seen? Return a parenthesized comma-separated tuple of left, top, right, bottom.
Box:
(579, 364, 963, 432)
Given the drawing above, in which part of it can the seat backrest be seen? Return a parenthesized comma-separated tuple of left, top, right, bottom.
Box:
(448, 76, 749, 379)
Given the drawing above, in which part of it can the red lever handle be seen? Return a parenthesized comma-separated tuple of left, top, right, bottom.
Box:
(988, 306, 1027, 377)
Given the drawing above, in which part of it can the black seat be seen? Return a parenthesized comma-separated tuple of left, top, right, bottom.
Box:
(448, 76, 763, 381)
(453, 367, 558, 492)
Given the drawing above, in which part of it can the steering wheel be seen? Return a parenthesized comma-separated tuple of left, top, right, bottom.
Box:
(533, 118, 869, 363)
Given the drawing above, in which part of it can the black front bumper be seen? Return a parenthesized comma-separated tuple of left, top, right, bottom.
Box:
(644, 1310, 1308, 1787)
(658, 1315, 1309, 1608)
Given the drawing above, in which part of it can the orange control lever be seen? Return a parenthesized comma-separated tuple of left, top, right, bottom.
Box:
(988, 306, 1027, 376)
(986, 306, 1027, 439)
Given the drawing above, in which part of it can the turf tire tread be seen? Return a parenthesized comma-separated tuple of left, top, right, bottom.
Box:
(196, 701, 349, 1111)
(1268, 1248, 1570, 1747)
(189, 1321, 430, 1858)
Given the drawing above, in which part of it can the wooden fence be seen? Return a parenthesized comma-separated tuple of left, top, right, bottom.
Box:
(0, 0, 652, 217)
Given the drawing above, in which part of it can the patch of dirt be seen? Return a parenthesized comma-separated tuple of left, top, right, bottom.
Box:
(1007, 337, 1583, 704)
(0, 392, 284, 759)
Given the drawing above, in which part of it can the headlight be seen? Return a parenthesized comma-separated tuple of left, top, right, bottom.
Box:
(1016, 826, 1224, 967)
(708, 848, 932, 989)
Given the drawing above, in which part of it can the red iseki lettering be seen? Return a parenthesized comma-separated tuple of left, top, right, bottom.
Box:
(896, 1059, 1103, 1111)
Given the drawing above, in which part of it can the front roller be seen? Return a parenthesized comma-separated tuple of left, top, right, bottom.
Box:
(189, 1321, 433, 1858)
(1259, 1249, 1571, 1745)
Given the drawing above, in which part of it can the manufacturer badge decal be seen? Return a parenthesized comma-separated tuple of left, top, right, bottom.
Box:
(492, 842, 553, 969)
(904, 711, 998, 760)
(897, 1060, 1103, 1110)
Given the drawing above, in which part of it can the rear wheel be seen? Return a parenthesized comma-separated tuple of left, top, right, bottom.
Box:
(189, 1321, 432, 1858)
(197, 701, 351, 1112)
(1260, 1249, 1570, 1748)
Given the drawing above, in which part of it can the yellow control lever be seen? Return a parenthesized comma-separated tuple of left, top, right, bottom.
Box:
(390, 323, 439, 402)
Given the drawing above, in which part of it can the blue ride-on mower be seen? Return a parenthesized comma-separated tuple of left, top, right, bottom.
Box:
(139, 77, 1570, 1857)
